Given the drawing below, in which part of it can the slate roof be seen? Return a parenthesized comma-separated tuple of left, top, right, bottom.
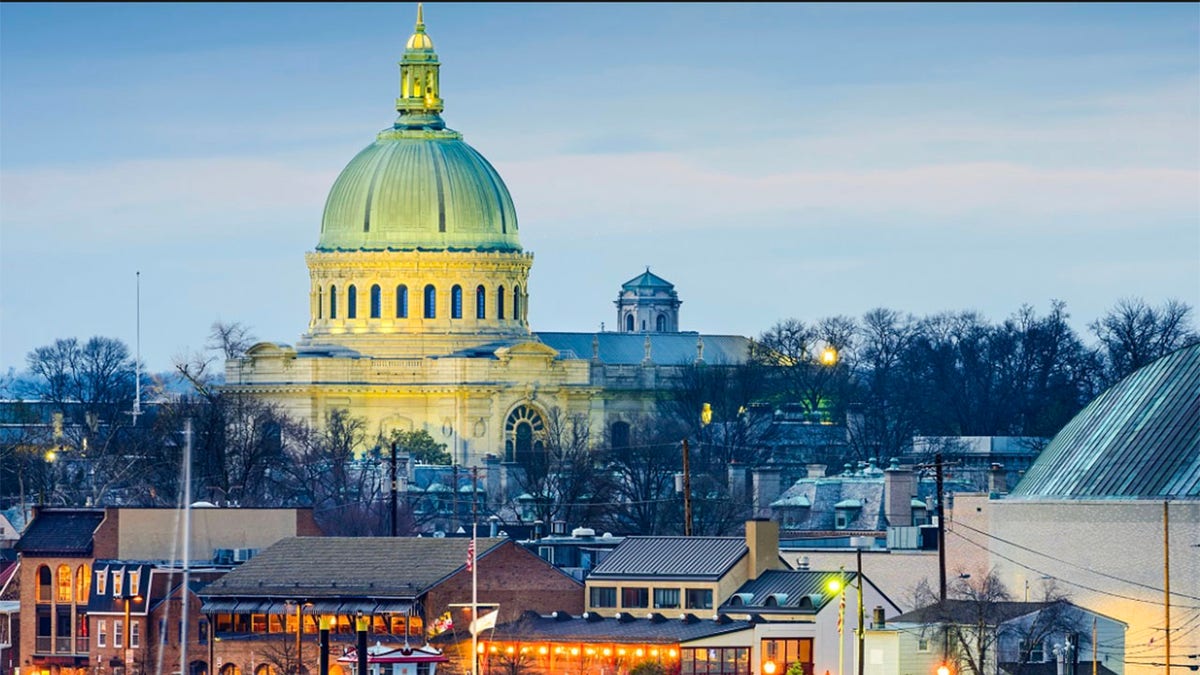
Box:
(534, 332, 752, 366)
(438, 611, 753, 645)
(1010, 344, 1200, 499)
(720, 570, 848, 613)
(201, 536, 507, 598)
(892, 600, 1058, 626)
(86, 562, 153, 613)
(770, 478, 887, 531)
(588, 537, 747, 581)
(15, 509, 105, 555)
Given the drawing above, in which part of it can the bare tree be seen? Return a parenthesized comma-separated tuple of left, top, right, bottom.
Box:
(1089, 298, 1198, 384)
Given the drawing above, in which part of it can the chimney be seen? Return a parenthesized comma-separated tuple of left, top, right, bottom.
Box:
(872, 606, 886, 629)
(751, 467, 782, 518)
(988, 463, 1007, 496)
(728, 464, 749, 504)
(744, 518, 780, 580)
(806, 464, 827, 479)
(884, 459, 917, 529)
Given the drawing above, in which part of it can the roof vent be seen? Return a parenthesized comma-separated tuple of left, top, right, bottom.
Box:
(729, 593, 753, 607)
(571, 527, 596, 538)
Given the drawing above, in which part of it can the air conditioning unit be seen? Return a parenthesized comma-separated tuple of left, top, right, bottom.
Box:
(232, 548, 259, 562)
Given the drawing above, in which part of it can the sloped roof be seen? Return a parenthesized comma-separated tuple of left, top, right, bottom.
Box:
(201, 536, 507, 598)
(1010, 344, 1200, 499)
(621, 270, 675, 290)
(893, 600, 1057, 626)
(15, 509, 104, 555)
(534, 332, 752, 366)
(588, 536, 747, 580)
(720, 570, 849, 612)
(437, 611, 752, 645)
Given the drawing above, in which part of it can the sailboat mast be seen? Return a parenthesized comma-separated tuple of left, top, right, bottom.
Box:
(471, 466, 478, 675)
(180, 419, 192, 675)
(133, 271, 142, 425)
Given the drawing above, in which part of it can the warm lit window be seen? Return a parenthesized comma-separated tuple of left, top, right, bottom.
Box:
(621, 587, 649, 609)
(76, 564, 91, 603)
(396, 285, 408, 318)
(347, 285, 358, 319)
(451, 285, 463, 319)
(97, 620, 107, 648)
(476, 285, 486, 319)
(370, 284, 381, 318)
(96, 569, 107, 596)
(128, 569, 140, 594)
(57, 564, 72, 603)
(682, 648, 750, 675)
(654, 588, 680, 609)
(424, 285, 437, 318)
(760, 638, 813, 675)
(590, 587, 616, 608)
(686, 588, 713, 610)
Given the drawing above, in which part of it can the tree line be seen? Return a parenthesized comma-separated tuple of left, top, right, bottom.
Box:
(1, 297, 1195, 536)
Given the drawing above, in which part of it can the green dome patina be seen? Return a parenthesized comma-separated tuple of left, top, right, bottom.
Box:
(317, 6, 519, 253)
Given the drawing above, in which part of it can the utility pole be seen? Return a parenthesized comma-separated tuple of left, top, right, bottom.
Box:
(935, 452, 947, 602)
(1163, 500, 1171, 675)
(856, 547, 865, 675)
(681, 439, 693, 536)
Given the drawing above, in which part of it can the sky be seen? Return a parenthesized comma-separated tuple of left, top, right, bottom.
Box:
(2, 2, 1198, 373)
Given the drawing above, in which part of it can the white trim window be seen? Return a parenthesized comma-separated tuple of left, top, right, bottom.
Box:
(97, 620, 108, 648)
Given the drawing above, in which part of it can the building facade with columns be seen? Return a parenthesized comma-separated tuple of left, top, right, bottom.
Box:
(222, 8, 755, 467)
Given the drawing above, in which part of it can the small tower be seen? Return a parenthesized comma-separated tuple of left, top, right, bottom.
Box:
(395, 4, 445, 129)
(615, 267, 681, 333)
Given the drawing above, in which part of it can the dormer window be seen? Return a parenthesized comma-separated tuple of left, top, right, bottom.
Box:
(834, 499, 862, 530)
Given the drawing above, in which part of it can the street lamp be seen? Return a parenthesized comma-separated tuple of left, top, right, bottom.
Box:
(285, 600, 313, 675)
(122, 592, 143, 674)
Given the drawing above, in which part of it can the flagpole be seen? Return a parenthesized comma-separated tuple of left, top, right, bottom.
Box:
(471, 467, 479, 675)
(838, 565, 845, 675)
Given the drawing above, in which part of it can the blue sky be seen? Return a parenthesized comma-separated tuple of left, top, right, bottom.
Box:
(2, 2, 1197, 372)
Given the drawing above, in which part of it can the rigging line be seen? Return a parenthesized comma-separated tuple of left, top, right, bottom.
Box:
(947, 528, 1200, 610)
(952, 519, 1200, 601)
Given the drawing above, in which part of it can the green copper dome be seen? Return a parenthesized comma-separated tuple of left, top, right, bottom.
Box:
(317, 6, 520, 253)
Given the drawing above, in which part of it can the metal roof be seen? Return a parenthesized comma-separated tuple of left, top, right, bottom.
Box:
(621, 270, 675, 290)
(588, 536, 747, 580)
(534, 332, 753, 366)
(1010, 344, 1200, 499)
(720, 570, 848, 612)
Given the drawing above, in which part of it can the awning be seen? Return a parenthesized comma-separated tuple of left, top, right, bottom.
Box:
(200, 598, 239, 613)
(372, 600, 413, 614)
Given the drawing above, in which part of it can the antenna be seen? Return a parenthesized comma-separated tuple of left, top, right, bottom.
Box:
(129, 271, 143, 426)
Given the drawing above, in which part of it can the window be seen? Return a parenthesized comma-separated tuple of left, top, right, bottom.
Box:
(96, 569, 107, 596)
(57, 564, 72, 602)
(76, 564, 91, 603)
(112, 570, 124, 597)
(424, 284, 437, 318)
(686, 588, 713, 610)
(476, 285, 486, 319)
(497, 286, 506, 319)
(317, 287, 323, 319)
(916, 638, 929, 652)
(657, 314, 667, 332)
(590, 587, 616, 608)
(1020, 639, 1045, 663)
(347, 285, 358, 319)
(621, 587, 649, 609)
(130, 621, 140, 648)
(682, 648, 750, 675)
(128, 569, 140, 594)
(513, 285, 521, 321)
(37, 565, 52, 602)
(114, 620, 124, 649)
(396, 285, 408, 318)
(625, 314, 634, 332)
(451, 285, 463, 319)
(611, 421, 630, 449)
(654, 588, 680, 609)
(98, 620, 108, 648)
(370, 284, 381, 318)
(760, 638, 813, 675)
(330, 285, 338, 319)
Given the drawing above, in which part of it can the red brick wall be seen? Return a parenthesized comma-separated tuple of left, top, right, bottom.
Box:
(425, 541, 583, 626)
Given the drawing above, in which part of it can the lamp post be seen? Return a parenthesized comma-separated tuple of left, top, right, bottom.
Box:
(122, 593, 143, 674)
(286, 601, 313, 675)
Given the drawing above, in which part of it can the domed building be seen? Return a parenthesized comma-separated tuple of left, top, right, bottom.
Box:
(224, 7, 754, 466)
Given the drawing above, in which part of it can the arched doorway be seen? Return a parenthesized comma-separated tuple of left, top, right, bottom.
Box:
(504, 404, 546, 463)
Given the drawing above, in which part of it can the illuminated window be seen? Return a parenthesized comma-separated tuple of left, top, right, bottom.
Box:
(396, 285, 408, 318)
(97, 620, 107, 648)
(113, 570, 124, 597)
(128, 569, 140, 594)
(76, 564, 90, 603)
(451, 285, 463, 319)
(424, 285, 437, 318)
(330, 285, 338, 319)
(96, 569, 107, 596)
(347, 285, 358, 319)
(682, 648, 750, 675)
(653, 588, 680, 609)
(759, 638, 812, 675)
(370, 284, 381, 318)
(476, 285, 486, 319)
(57, 564, 72, 602)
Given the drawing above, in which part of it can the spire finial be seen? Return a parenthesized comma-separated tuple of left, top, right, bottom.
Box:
(416, 3, 424, 29)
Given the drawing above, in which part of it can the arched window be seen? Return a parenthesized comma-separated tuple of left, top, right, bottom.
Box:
(656, 314, 667, 332)
(330, 285, 338, 319)
(513, 285, 521, 322)
(37, 565, 52, 602)
(317, 287, 323, 319)
(504, 405, 546, 464)
(370, 284, 381, 319)
(476, 285, 486, 319)
(76, 564, 91, 603)
(497, 286, 506, 320)
(451, 285, 463, 319)
(347, 285, 357, 319)
(57, 564, 72, 602)
(424, 284, 437, 319)
(396, 285, 408, 318)
(611, 421, 631, 449)
(625, 314, 634, 332)
(220, 665, 242, 675)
